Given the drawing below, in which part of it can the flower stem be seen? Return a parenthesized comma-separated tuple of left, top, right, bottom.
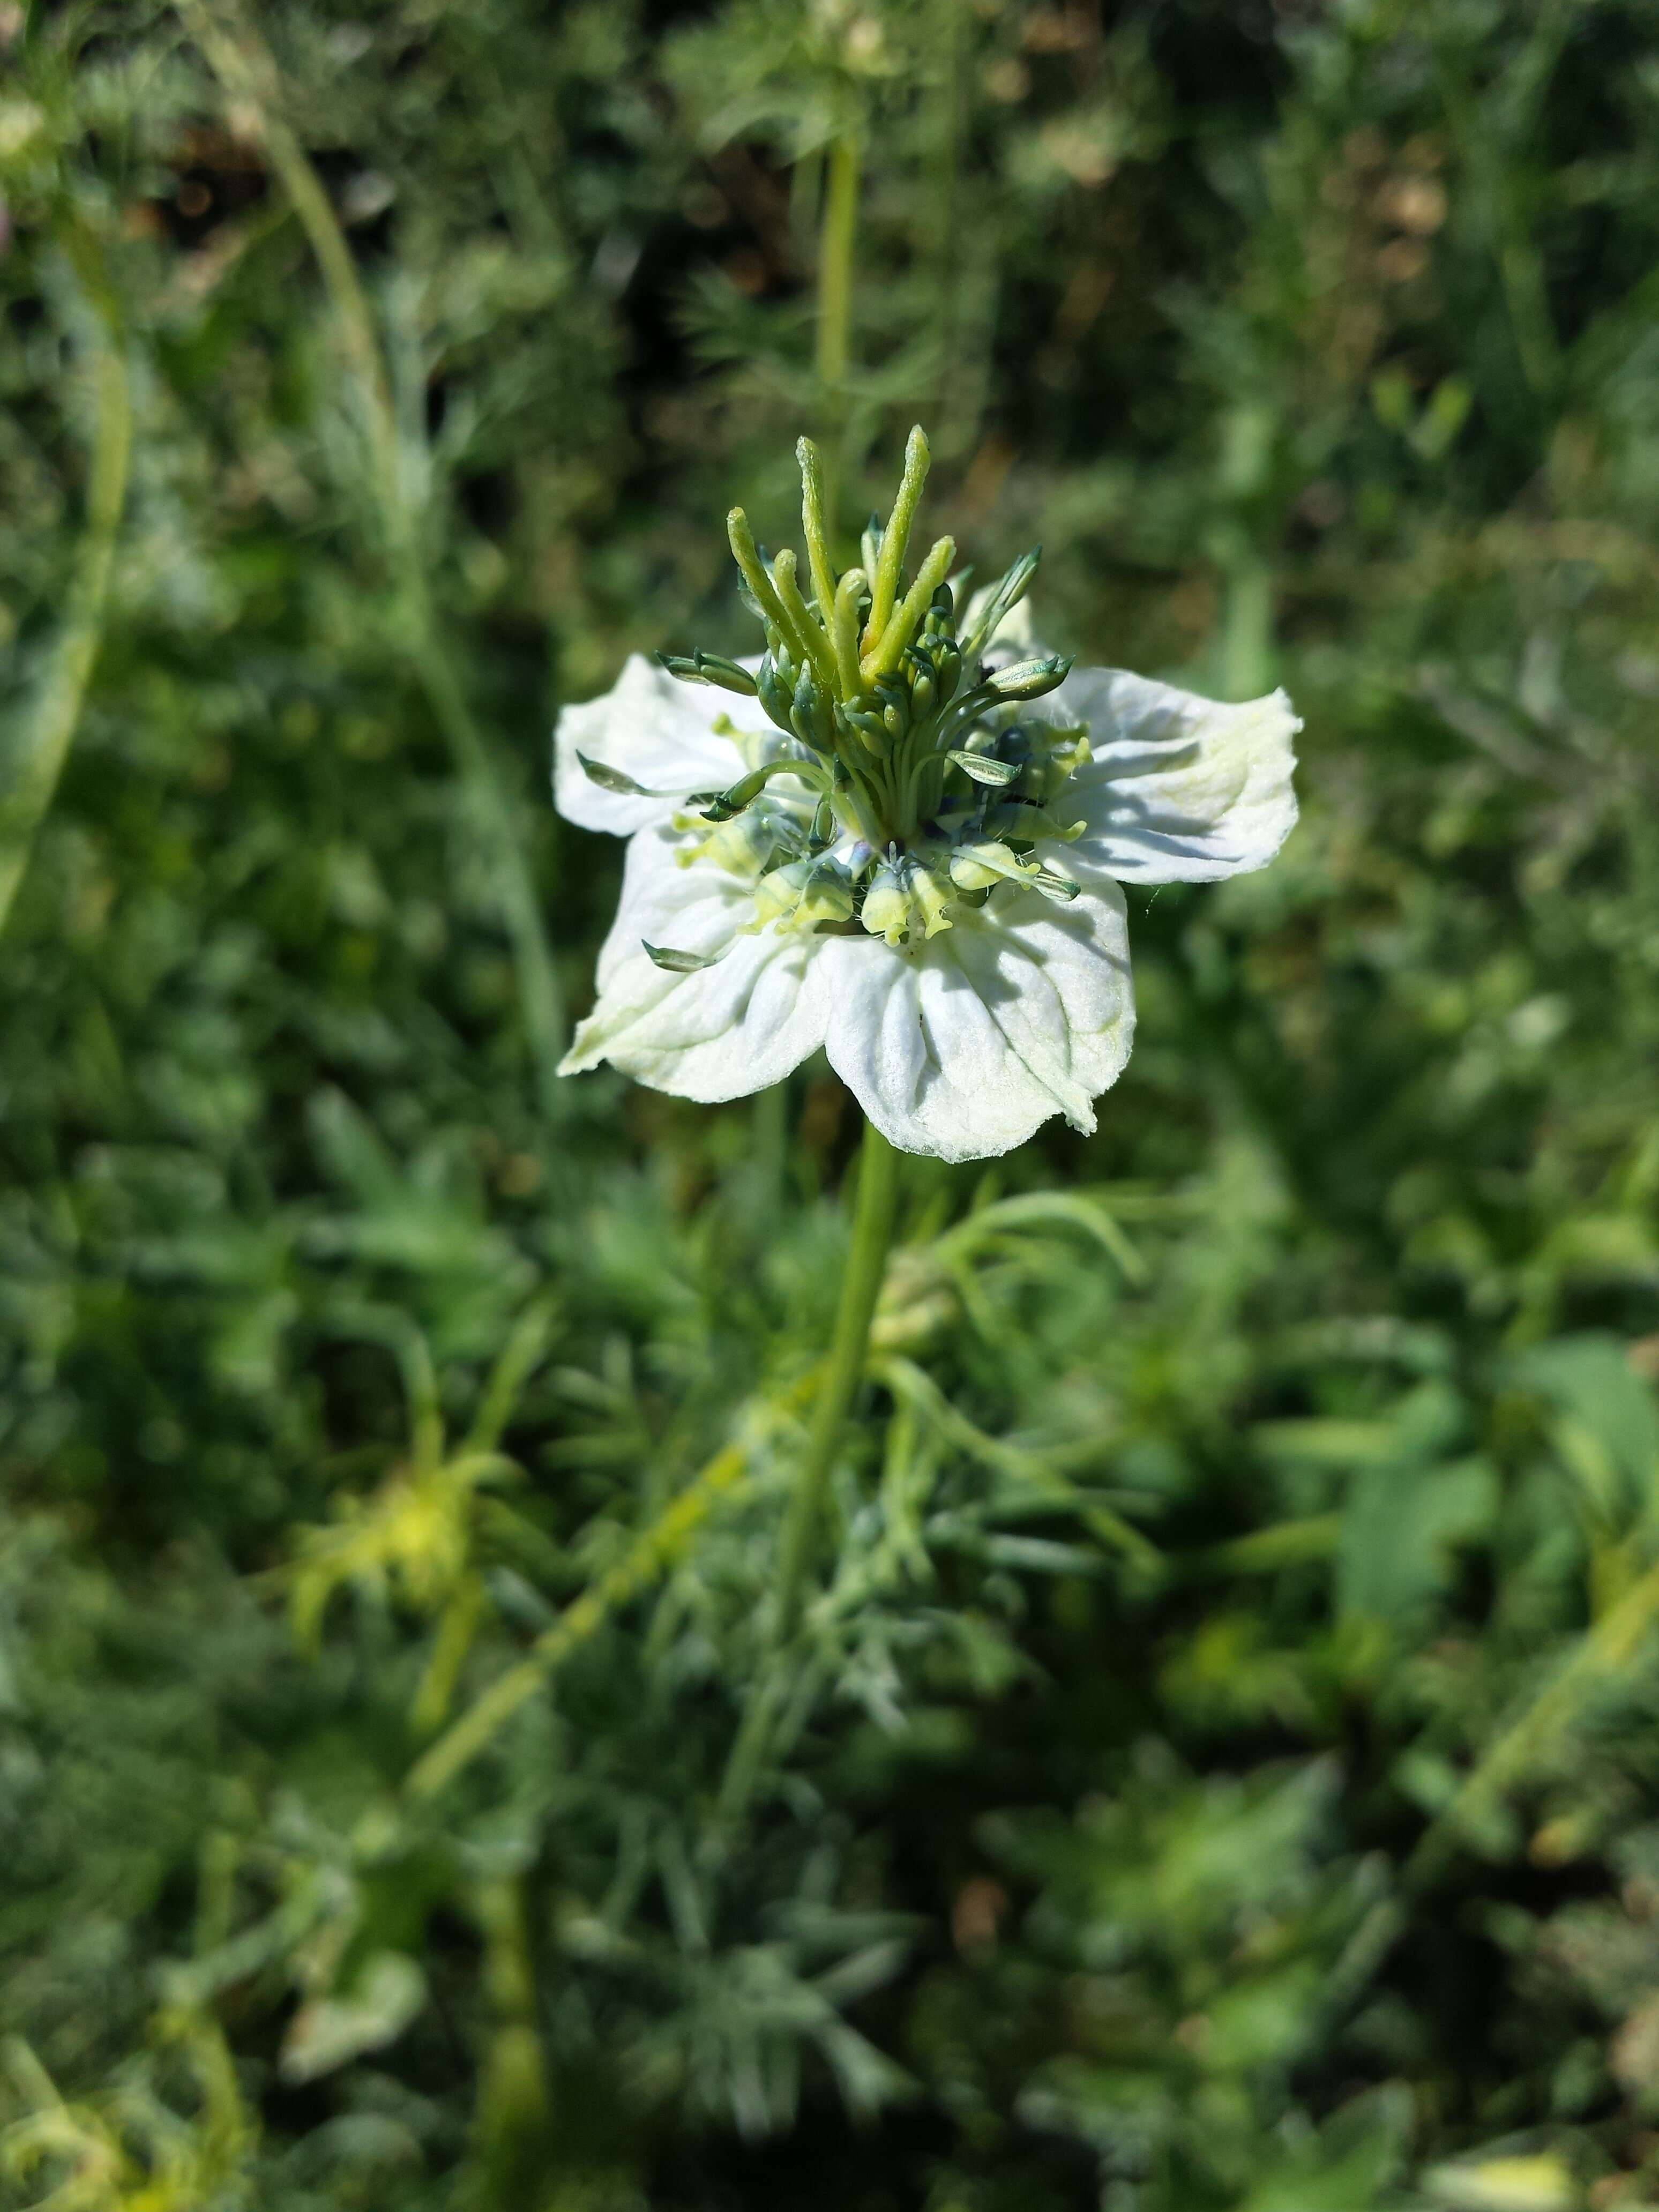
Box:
(720, 1120, 899, 1819)
(816, 134, 861, 397)
(775, 1118, 900, 1636)
(405, 1372, 823, 1802)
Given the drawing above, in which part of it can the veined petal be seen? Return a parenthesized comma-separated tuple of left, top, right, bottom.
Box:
(820, 881, 1134, 1162)
(561, 829, 829, 1100)
(1051, 669, 1299, 885)
(554, 653, 762, 836)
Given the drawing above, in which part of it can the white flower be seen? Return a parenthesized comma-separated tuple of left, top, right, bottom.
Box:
(554, 431, 1299, 1163)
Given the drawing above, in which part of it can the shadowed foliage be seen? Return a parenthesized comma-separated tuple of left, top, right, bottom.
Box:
(4, 2, 1659, 2207)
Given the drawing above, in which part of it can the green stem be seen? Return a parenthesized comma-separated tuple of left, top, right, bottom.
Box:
(181, 1, 399, 522)
(0, 243, 131, 934)
(815, 134, 861, 397)
(720, 1122, 899, 1816)
(930, 0, 966, 434)
(774, 1119, 900, 1634)
(404, 1386, 812, 1800)
(185, 0, 566, 1110)
(1221, 555, 1273, 703)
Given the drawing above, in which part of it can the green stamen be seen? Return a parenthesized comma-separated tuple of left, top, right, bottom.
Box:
(699, 431, 1087, 950)
(726, 509, 791, 638)
(796, 436, 839, 624)
(771, 548, 839, 690)
(862, 425, 930, 655)
(832, 566, 866, 698)
(861, 534, 956, 683)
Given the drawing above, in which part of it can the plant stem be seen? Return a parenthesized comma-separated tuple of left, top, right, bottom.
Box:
(744, 121, 865, 1169)
(930, 0, 966, 435)
(1221, 554, 1273, 703)
(774, 1120, 899, 1636)
(719, 1121, 900, 1818)
(184, 0, 566, 1113)
(0, 242, 131, 934)
(816, 134, 861, 398)
(406, 1369, 821, 1800)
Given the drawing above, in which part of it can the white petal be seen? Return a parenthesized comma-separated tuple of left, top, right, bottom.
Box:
(553, 653, 763, 836)
(1053, 669, 1299, 885)
(560, 828, 829, 1100)
(820, 882, 1134, 1162)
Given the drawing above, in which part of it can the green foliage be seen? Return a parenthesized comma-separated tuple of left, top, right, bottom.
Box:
(5, 0, 1659, 2206)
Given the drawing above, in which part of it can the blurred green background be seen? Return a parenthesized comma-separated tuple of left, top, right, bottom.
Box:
(5, 1, 1659, 2206)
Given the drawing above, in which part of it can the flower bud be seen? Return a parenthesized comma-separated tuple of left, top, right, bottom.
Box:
(791, 664, 834, 752)
(836, 703, 889, 756)
(875, 675, 909, 741)
(656, 651, 758, 697)
(756, 653, 795, 733)
(986, 654, 1074, 702)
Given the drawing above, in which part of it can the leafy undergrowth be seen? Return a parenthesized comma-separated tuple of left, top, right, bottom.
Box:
(4, 3, 1659, 2207)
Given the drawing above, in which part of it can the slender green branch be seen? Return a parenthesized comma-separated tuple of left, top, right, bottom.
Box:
(874, 1354, 1161, 1575)
(405, 1372, 820, 1800)
(406, 1437, 753, 1799)
(0, 249, 131, 934)
(183, 0, 566, 1110)
(180, 1, 399, 526)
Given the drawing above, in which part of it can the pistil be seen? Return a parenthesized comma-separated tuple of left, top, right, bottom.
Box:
(597, 425, 1091, 958)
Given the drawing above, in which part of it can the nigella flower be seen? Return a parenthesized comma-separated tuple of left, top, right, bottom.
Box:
(555, 429, 1299, 1162)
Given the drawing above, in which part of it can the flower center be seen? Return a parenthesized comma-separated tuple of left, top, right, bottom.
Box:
(596, 427, 1095, 953)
